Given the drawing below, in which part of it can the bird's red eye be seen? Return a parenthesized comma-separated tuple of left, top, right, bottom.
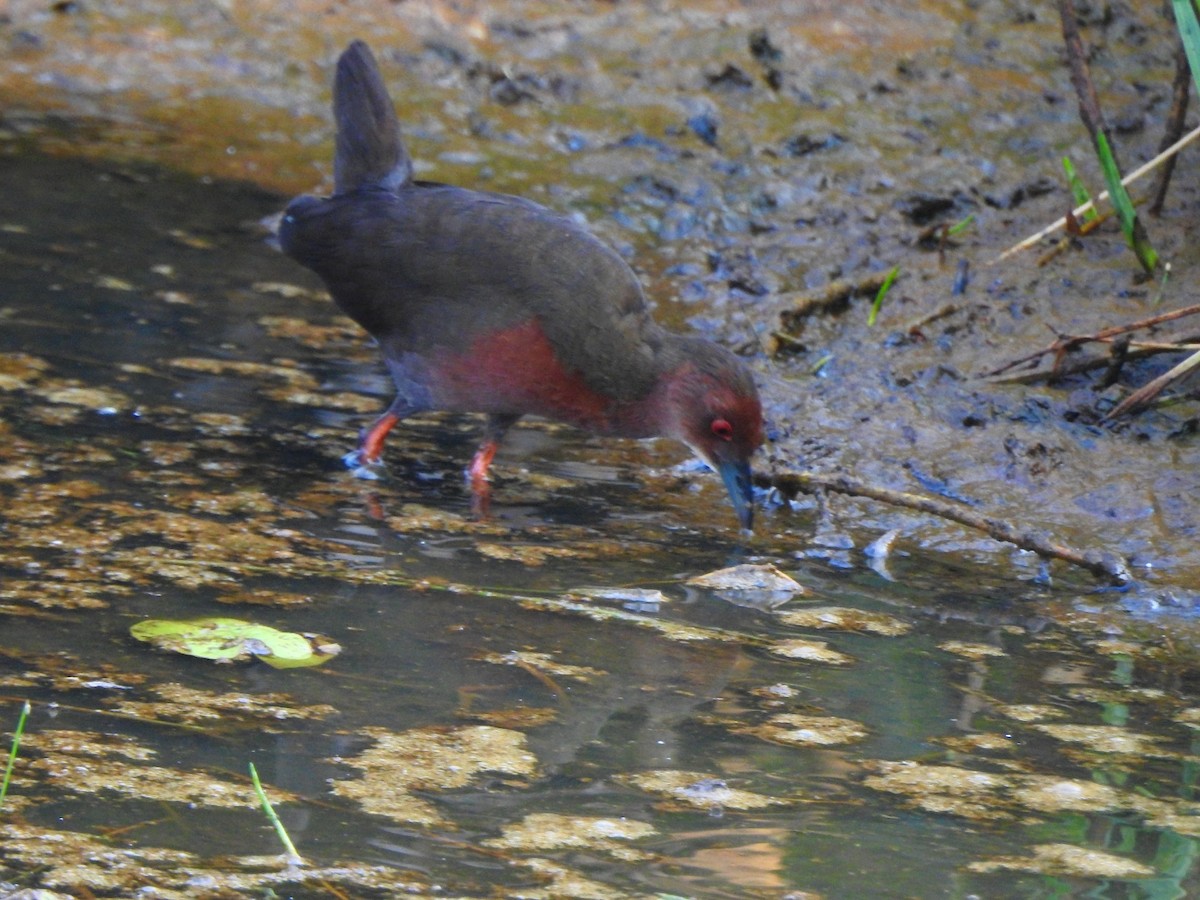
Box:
(711, 418, 734, 441)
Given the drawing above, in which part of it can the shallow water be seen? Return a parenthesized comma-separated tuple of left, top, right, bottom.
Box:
(2, 150, 1199, 898)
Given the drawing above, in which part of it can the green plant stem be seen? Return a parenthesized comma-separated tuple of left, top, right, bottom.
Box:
(1095, 131, 1158, 273)
(1, 701, 31, 810)
(249, 761, 304, 865)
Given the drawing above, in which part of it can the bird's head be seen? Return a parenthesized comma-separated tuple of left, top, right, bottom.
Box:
(663, 340, 764, 531)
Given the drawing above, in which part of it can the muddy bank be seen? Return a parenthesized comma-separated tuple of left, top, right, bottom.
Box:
(2, 0, 1198, 598)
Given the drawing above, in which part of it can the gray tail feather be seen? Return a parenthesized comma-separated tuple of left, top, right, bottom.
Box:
(333, 40, 413, 195)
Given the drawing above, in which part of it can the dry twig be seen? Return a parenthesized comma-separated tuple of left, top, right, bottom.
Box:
(980, 303, 1200, 379)
(1104, 348, 1200, 419)
(989, 125, 1200, 266)
(1151, 35, 1193, 216)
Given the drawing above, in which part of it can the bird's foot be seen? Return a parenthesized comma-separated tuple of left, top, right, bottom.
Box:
(468, 477, 493, 520)
(343, 449, 385, 481)
(465, 439, 500, 519)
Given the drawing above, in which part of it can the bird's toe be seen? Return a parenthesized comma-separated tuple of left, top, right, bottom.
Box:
(343, 449, 385, 480)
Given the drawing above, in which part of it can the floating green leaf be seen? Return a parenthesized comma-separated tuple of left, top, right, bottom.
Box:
(130, 617, 340, 669)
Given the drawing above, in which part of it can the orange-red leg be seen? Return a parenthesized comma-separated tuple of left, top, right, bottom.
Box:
(468, 439, 500, 487)
(468, 440, 498, 519)
(467, 413, 519, 518)
(359, 412, 400, 464)
(344, 404, 411, 477)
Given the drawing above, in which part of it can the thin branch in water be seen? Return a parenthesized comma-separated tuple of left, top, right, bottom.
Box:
(760, 470, 1131, 586)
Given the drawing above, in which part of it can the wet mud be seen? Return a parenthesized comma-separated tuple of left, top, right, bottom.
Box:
(6, 0, 1198, 592)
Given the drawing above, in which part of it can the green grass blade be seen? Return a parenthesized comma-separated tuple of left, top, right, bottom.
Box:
(1172, 0, 1200, 99)
(249, 761, 305, 865)
(1062, 156, 1097, 222)
(946, 213, 976, 237)
(867, 266, 900, 327)
(1094, 131, 1158, 273)
(0, 701, 31, 810)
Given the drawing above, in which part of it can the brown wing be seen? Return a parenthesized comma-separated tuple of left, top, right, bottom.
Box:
(281, 182, 668, 402)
